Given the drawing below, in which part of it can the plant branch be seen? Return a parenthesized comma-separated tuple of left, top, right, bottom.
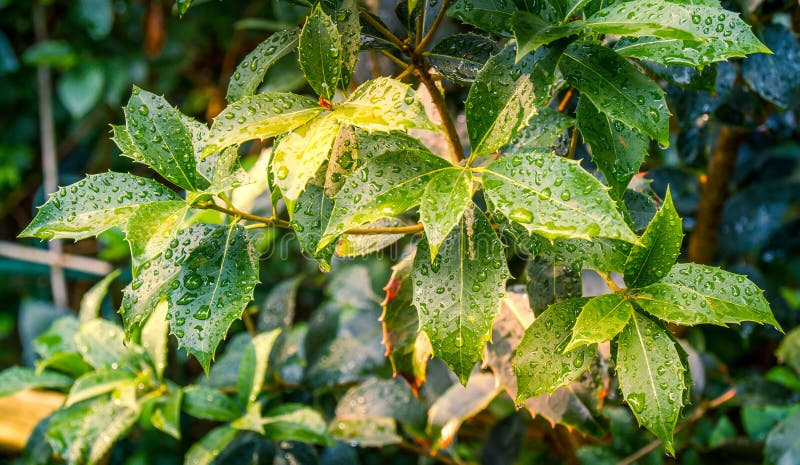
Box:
(567, 126, 579, 159)
(415, 0, 451, 53)
(558, 87, 575, 113)
(345, 223, 424, 235)
(615, 388, 737, 465)
(359, 9, 407, 51)
(415, 67, 464, 164)
(378, 49, 410, 68)
(395, 63, 416, 81)
(596, 271, 625, 294)
(196, 200, 291, 229)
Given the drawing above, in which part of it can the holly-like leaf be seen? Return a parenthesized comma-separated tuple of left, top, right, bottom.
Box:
(428, 33, 500, 85)
(125, 200, 190, 268)
(466, 43, 561, 158)
(272, 115, 341, 208)
(19, 172, 180, 241)
(298, 4, 342, 100)
(511, 12, 582, 59)
(182, 385, 241, 421)
(237, 329, 281, 407)
(420, 168, 472, 259)
(332, 78, 434, 132)
(742, 25, 800, 110)
(577, 96, 648, 197)
(525, 257, 582, 314)
(262, 404, 332, 445)
(65, 369, 136, 407)
(124, 88, 202, 190)
(203, 92, 321, 156)
(227, 29, 300, 103)
(447, 0, 517, 37)
(504, 108, 574, 153)
(616, 310, 685, 455)
(624, 188, 682, 288)
(291, 183, 336, 270)
(319, 149, 451, 249)
(412, 207, 509, 384)
(615, 35, 759, 68)
(633, 263, 781, 329)
(185, 425, 239, 465)
(559, 43, 669, 146)
(0, 366, 72, 397)
(335, 0, 360, 87)
(121, 223, 260, 372)
(483, 151, 638, 243)
(514, 298, 594, 400)
(566, 293, 632, 351)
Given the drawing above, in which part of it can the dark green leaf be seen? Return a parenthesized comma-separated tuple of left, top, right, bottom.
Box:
(227, 29, 300, 103)
(514, 298, 594, 400)
(332, 78, 434, 132)
(22, 40, 77, 68)
(0, 366, 72, 397)
(624, 188, 682, 288)
(183, 385, 241, 421)
(150, 388, 183, 440)
(176, 0, 194, 16)
(616, 311, 685, 455)
(19, 172, 180, 241)
(526, 257, 582, 314)
(559, 43, 669, 145)
(299, 4, 342, 100)
(262, 404, 332, 445)
(335, 0, 360, 87)
(567, 293, 632, 350)
(292, 183, 336, 271)
(34, 317, 91, 376)
(614, 34, 761, 68)
(76, 0, 113, 39)
(420, 167, 472, 259)
(623, 189, 657, 233)
(764, 412, 800, 465)
(742, 25, 800, 109)
(428, 33, 500, 85)
(413, 207, 509, 384)
(185, 425, 240, 465)
(204, 92, 321, 156)
(237, 329, 281, 407)
(447, 0, 517, 36)
(504, 108, 574, 153)
(483, 151, 637, 243)
(335, 377, 427, 429)
(577, 96, 648, 197)
(633, 263, 780, 329)
(511, 11, 582, 59)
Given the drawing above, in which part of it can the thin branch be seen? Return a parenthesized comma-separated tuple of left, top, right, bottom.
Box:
(359, 9, 407, 50)
(415, 0, 451, 53)
(615, 388, 737, 465)
(567, 126, 579, 160)
(558, 87, 575, 113)
(345, 223, 424, 235)
(378, 49, 410, 68)
(395, 63, 416, 81)
(196, 201, 291, 228)
(415, 67, 464, 163)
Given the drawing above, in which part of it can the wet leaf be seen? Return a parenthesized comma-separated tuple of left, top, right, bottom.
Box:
(447, 0, 517, 37)
(78, 270, 121, 322)
(764, 412, 800, 465)
(185, 425, 239, 465)
(262, 404, 332, 445)
(292, 183, 336, 270)
(299, 5, 342, 100)
(413, 207, 509, 384)
(19, 172, 181, 241)
(332, 78, 433, 132)
(335, 377, 427, 429)
(616, 311, 685, 455)
(512, 11, 582, 59)
(420, 168, 472, 259)
(182, 385, 241, 421)
(483, 151, 637, 243)
(428, 33, 500, 85)
(526, 257, 582, 314)
(227, 29, 300, 103)
(65, 369, 135, 407)
(330, 417, 401, 447)
(237, 329, 281, 407)
(335, 0, 360, 87)
(742, 25, 800, 109)
(567, 293, 633, 350)
(336, 218, 407, 257)
(125, 200, 190, 269)
(150, 388, 183, 440)
(504, 108, 574, 153)
(141, 300, 169, 380)
(0, 366, 72, 397)
(75, 319, 145, 370)
(34, 317, 91, 376)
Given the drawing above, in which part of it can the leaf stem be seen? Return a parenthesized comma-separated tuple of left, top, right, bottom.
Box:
(359, 9, 408, 51)
(596, 271, 625, 294)
(567, 126, 579, 160)
(558, 87, 575, 113)
(378, 49, 410, 68)
(414, 0, 451, 53)
(395, 64, 416, 80)
(345, 222, 424, 235)
(196, 200, 291, 229)
(415, 67, 464, 164)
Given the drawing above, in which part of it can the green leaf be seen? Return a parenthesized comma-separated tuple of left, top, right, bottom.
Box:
(298, 4, 342, 100)
(330, 417, 401, 447)
(427, 372, 501, 451)
(77, 0, 113, 39)
(336, 0, 360, 87)
(615, 36, 759, 68)
(576, 96, 648, 197)
(586, 1, 768, 55)
(420, 168, 473, 259)
(203, 92, 321, 157)
(558, 43, 669, 146)
(332, 77, 434, 131)
(291, 183, 336, 270)
(776, 327, 800, 376)
(764, 412, 800, 465)
(511, 11, 582, 59)
(125, 200, 190, 268)
(182, 385, 241, 421)
(79, 270, 121, 322)
(65, 369, 136, 407)
(466, 43, 561, 158)
(525, 257, 582, 313)
(447, 0, 517, 37)
(19, 172, 180, 241)
(742, 25, 800, 110)
(181, 114, 248, 193)
(335, 218, 408, 257)
(227, 29, 300, 103)
(57, 62, 105, 119)
(624, 188, 683, 288)
(616, 310, 685, 455)
(124, 88, 202, 190)
(176, 0, 193, 17)
(633, 263, 781, 329)
(428, 33, 500, 85)
(121, 223, 260, 372)
(262, 404, 332, 445)
(566, 293, 632, 351)
(34, 317, 91, 376)
(504, 107, 574, 153)
(513, 298, 595, 400)
(413, 207, 509, 384)
(141, 300, 169, 380)
(75, 319, 145, 370)
(335, 377, 427, 429)
(150, 388, 183, 440)
(237, 329, 281, 407)
(483, 151, 637, 243)
(185, 425, 239, 465)
(0, 366, 72, 397)
(319, 149, 451, 249)
(273, 115, 340, 208)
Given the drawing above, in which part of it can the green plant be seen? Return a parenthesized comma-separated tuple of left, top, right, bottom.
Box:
(2, 0, 789, 463)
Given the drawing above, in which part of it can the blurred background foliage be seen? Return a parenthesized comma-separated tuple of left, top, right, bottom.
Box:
(0, 0, 799, 464)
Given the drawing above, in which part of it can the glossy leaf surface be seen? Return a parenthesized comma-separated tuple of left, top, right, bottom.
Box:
(420, 167, 472, 259)
(298, 5, 341, 100)
(624, 189, 683, 288)
(567, 293, 632, 350)
(227, 29, 299, 103)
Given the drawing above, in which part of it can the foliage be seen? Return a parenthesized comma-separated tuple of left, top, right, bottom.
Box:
(2, 0, 800, 464)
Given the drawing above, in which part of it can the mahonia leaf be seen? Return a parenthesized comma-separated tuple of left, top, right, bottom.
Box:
(420, 167, 473, 259)
(483, 151, 638, 243)
(633, 263, 781, 329)
(504, 107, 574, 153)
(447, 0, 517, 37)
(577, 96, 648, 197)
(292, 183, 336, 271)
(273, 115, 341, 209)
(511, 11, 582, 59)
(332, 77, 434, 132)
(566, 293, 632, 351)
(559, 43, 669, 146)
(616, 310, 686, 455)
(20, 172, 181, 241)
(124, 87, 203, 190)
(125, 200, 190, 268)
(121, 223, 260, 372)
(624, 188, 683, 288)
(513, 298, 595, 400)
(412, 207, 509, 384)
(336, 0, 360, 87)
(227, 29, 300, 103)
(298, 4, 342, 100)
(203, 92, 321, 157)
(319, 148, 451, 249)
(525, 256, 582, 314)
(428, 33, 500, 85)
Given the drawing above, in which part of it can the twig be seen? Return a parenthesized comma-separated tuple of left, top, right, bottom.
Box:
(558, 87, 575, 113)
(378, 49, 410, 68)
(615, 388, 737, 465)
(395, 64, 416, 81)
(345, 223, 424, 235)
(567, 126, 579, 159)
(359, 9, 407, 50)
(196, 200, 290, 228)
(596, 271, 625, 294)
(0, 241, 114, 276)
(415, 0, 451, 53)
(33, 2, 68, 309)
(415, 67, 464, 164)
